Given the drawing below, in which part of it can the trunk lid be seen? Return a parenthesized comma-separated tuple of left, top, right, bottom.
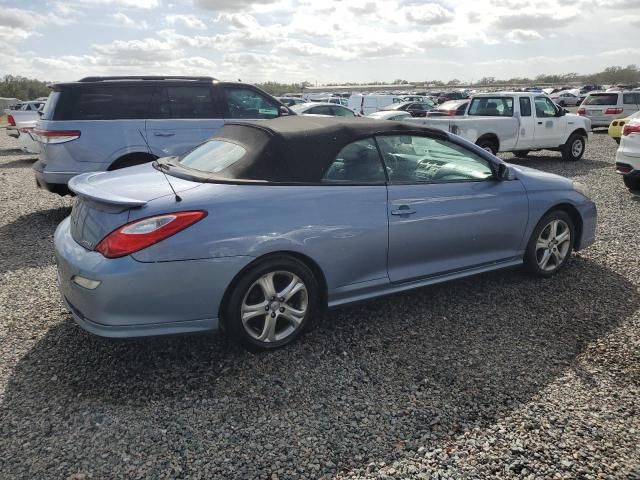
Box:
(68, 162, 202, 250)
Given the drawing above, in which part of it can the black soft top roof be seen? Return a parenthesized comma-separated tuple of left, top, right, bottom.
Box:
(185, 116, 448, 183)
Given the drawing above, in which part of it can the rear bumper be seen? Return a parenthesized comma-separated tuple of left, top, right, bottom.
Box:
(54, 217, 254, 338)
(615, 149, 640, 176)
(33, 159, 74, 195)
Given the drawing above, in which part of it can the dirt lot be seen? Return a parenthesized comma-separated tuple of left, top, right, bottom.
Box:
(0, 130, 638, 479)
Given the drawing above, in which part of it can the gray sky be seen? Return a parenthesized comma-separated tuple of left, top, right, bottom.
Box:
(1, 0, 639, 83)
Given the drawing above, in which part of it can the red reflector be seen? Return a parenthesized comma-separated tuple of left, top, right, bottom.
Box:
(616, 163, 633, 174)
(95, 211, 207, 258)
(7, 115, 15, 126)
(32, 128, 81, 144)
(577, 108, 585, 115)
(623, 123, 640, 136)
(605, 108, 623, 115)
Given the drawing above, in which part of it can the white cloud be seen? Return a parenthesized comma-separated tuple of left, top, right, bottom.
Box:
(494, 11, 578, 30)
(404, 3, 454, 26)
(596, 0, 640, 7)
(110, 12, 136, 26)
(0, 7, 35, 30)
(506, 29, 543, 43)
(92, 38, 180, 63)
(166, 14, 207, 30)
(194, 0, 278, 11)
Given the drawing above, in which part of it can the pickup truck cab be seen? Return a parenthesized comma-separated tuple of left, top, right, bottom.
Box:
(405, 92, 592, 161)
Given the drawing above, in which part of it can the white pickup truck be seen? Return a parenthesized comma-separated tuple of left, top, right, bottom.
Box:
(405, 92, 592, 161)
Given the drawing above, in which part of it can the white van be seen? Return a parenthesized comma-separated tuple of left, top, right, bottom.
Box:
(348, 94, 404, 115)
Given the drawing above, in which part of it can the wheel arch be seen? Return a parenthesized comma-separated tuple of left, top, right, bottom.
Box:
(108, 151, 158, 171)
(476, 133, 500, 151)
(542, 203, 583, 250)
(218, 250, 328, 329)
(567, 128, 588, 143)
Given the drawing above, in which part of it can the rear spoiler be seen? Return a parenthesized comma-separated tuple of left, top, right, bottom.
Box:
(69, 173, 147, 207)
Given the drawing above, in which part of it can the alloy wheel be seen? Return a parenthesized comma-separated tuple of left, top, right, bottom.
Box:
(535, 219, 572, 272)
(240, 271, 308, 343)
(571, 138, 584, 158)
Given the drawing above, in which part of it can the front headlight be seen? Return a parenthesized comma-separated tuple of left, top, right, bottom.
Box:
(573, 181, 590, 198)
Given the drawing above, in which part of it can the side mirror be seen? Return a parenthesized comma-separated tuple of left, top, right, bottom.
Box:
(279, 106, 291, 117)
(497, 163, 510, 181)
(556, 108, 566, 117)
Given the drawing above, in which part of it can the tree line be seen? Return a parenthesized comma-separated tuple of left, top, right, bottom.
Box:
(2, 65, 639, 100)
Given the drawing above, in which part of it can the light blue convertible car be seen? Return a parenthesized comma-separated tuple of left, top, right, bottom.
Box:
(54, 116, 597, 350)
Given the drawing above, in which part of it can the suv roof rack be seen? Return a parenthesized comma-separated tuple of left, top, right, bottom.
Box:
(78, 76, 217, 82)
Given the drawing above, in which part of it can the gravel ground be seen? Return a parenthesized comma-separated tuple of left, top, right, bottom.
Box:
(0, 130, 638, 479)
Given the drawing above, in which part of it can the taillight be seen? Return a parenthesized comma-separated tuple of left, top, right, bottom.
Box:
(622, 123, 640, 136)
(605, 107, 623, 115)
(616, 163, 633, 174)
(577, 108, 586, 115)
(7, 115, 15, 126)
(447, 110, 457, 116)
(95, 211, 207, 258)
(32, 128, 81, 144)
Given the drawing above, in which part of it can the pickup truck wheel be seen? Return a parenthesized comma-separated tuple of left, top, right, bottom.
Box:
(514, 150, 529, 158)
(562, 134, 585, 161)
(477, 139, 498, 155)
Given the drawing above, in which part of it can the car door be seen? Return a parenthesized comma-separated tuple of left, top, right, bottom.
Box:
(515, 96, 535, 149)
(533, 96, 565, 148)
(377, 134, 529, 283)
(146, 85, 226, 157)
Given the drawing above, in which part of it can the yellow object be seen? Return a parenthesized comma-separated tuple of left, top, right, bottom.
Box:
(608, 117, 630, 142)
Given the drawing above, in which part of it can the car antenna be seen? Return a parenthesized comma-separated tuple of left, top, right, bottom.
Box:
(138, 130, 182, 202)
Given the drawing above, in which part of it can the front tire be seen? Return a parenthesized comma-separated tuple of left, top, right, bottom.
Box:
(224, 256, 320, 351)
(524, 211, 575, 278)
(477, 139, 498, 155)
(562, 134, 585, 161)
(623, 175, 640, 191)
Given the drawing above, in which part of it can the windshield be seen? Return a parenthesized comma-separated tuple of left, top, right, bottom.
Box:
(178, 140, 246, 173)
(583, 93, 618, 106)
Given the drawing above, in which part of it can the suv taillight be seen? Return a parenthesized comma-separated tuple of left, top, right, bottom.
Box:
(32, 128, 81, 144)
(577, 108, 586, 115)
(622, 123, 640, 136)
(7, 115, 15, 126)
(605, 107, 623, 115)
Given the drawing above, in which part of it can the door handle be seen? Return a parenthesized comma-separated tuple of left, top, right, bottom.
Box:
(154, 132, 175, 137)
(391, 205, 417, 216)
(537, 122, 543, 125)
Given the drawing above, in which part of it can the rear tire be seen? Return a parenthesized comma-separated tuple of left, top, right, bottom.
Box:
(224, 255, 320, 351)
(561, 134, 585, 161)
(514, 150, 530, 158)
(524, 210, 575, 278)
(623, 176, 640, 191)
(477, 139, 498, 155)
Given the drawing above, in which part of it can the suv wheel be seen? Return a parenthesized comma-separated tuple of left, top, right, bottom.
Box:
(561, 134, 585, 161)
(224, 256, 320, 351)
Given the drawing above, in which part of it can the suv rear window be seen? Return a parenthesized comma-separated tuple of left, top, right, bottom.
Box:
(583, 93, 619, 106)
(52, 86, 154, 120)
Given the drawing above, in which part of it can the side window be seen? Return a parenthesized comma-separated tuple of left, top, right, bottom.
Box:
(468, 97, 513, 116)
(623, 93, 638, 105)
(331, 106, 355, 117)
(310, 105, 332, 115)
(519, 97, 532, 117)
(165, 86, 218, 119)
(224, 87, 279, 119)
(69, 86, 154, 120)
(376, 135, 493, 184)
(534, 97, 557, 118)
(322, 138, 385, 184)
